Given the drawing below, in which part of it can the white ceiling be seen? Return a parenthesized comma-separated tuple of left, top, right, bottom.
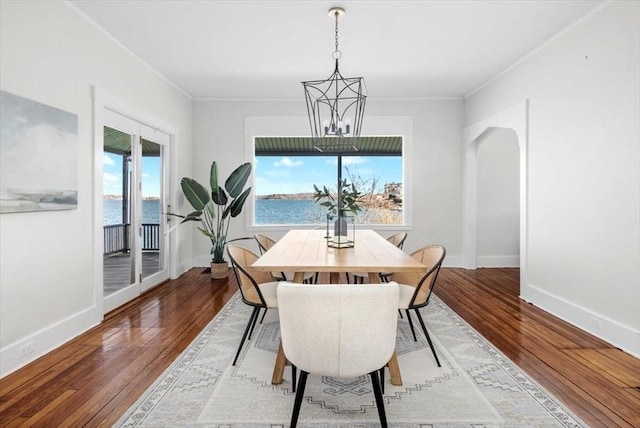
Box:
(70, 0, 603, 100)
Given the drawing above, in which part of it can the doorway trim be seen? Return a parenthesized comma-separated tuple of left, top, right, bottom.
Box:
(462, 99, 529, 298)
(92, 86, 178, 315)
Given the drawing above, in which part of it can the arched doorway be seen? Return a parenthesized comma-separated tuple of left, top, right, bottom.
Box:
(462, 100, 529, 298)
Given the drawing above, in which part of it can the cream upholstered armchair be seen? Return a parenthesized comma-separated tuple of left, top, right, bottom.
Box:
(277, 282, 399, 428)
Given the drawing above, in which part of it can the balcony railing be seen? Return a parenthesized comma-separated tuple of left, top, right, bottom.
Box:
(104, 223, 159, 255)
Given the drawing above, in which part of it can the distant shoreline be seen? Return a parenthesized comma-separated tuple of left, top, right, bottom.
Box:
(104, 195, 160, 200)
(256, 193, 314, 200)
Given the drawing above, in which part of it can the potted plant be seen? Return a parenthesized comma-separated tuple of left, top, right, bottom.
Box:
(313, 179, 361, 242)
(169, 161, 252, 279)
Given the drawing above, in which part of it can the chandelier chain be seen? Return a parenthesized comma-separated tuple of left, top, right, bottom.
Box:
(334, 11, 339, 56)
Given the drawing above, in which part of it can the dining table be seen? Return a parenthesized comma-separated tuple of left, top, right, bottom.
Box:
(251, 229, 428, 386)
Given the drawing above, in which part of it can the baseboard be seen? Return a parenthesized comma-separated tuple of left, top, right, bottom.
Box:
(173, 260, 193, 279)
(442, 255, 463, 268)
(522, 283, 640, 358)
(194, 255, 213, 268)
(0, 305, 102, 378)
(476, 255, 519, 267)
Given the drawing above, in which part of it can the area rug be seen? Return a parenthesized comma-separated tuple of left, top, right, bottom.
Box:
(114, 293, 586, 427)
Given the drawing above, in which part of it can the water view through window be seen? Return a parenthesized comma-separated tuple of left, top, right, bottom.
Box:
(254, 155, 403, 225)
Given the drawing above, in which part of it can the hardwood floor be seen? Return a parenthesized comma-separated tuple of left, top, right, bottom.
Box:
(436, 268, 640, 428)
(0, 268, 638, 427)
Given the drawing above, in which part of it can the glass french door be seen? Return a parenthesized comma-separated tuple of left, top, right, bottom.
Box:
(102, 109, 170, 313)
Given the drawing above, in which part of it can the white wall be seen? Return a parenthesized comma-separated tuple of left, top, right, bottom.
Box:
(192, 98, 464, 264)
(476, 128, 520, 267)
(465, 1, 640, 356)
(0, 1, 194, 376)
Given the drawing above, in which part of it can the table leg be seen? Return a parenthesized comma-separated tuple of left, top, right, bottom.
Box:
(368, 272, 382, 284)
(387, 351, 403, 385)
(329, 272, 340, 284)
(271, 341, 287, 385)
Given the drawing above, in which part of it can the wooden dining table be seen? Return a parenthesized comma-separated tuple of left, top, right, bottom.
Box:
(251, 229, 428, 386)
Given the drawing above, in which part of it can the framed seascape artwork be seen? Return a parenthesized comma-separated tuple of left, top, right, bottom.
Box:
(0, 90, 78, 213)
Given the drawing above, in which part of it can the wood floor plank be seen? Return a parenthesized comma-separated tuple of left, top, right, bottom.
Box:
(565, 348, 640, 387)
(436, 268, 640, 428)
(0, 267, 638, 427)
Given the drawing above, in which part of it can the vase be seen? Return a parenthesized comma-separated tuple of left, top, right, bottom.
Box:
(334, 215, 348, 236)
(211, 261, 229, 279)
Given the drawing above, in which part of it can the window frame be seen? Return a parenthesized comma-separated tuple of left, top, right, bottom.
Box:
(244, 116, 413, 232)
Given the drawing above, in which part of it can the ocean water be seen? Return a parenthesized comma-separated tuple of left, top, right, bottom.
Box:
(255, 199, 322, 225)
(104, 199, 399, 226)
(103, 199, 160, 225)
(104, 199, 321, 226)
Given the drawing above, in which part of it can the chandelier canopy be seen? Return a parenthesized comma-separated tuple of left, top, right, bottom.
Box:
(302, 7, 367, 152)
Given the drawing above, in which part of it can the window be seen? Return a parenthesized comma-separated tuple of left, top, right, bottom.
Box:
(253, 136, 404, 226)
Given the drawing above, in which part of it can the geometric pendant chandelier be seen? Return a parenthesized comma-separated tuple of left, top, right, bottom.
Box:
(302, 7, 367, 152)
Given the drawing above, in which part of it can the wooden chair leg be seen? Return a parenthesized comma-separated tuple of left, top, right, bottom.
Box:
(415, 308, 441, 367)
(369, 371, 388, 428)
(290, 370, 308, 428)
(233, 306, 259, 366)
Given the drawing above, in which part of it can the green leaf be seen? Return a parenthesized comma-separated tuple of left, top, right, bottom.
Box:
(180, 177, 209, 210)
(197, 226, 214, 238)
(210, 161, 219, 194)
(229, 187, 251, 217)
(225, 162, 252, 198)
(205, 201, 216, 218)
(212, 186, 228, 206)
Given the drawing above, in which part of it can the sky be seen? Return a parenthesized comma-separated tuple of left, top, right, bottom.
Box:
(254, 155, 402, 196)
(103, 154, 402, 198)
(103, 152, 160, 197)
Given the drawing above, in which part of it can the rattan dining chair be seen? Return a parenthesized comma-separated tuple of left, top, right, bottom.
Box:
(254, 233, 317, 283)
(227, 244, 280, 366)
(278, 282, 399, 428)
(391, 244, 446, 367)
(348, 232, 408, 283)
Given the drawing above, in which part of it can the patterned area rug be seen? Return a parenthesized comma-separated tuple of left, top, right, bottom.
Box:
(115, 293, 585, 427)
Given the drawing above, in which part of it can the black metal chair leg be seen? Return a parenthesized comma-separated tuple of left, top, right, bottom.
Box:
(291, 364, 297, 393)
(247, 306, 261, 340)
(379, 366, 385, 394)
(290, 370, 308, 428)
(415, 308, 441, 367)
(259, 307, 268, 323)
(405, 309, 418, 341)
(233, 307, 259, 366)
(398, 309, 404, 319)
(369, 371, 388, 428)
